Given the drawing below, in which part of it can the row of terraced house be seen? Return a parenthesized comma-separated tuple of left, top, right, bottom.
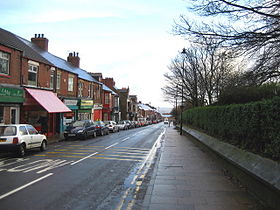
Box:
(0, 28, 161, 138)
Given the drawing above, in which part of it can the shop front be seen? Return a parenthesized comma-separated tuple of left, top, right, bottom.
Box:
(0, 86, 24, 124)
(78, 99, 94, 120)
(93, 104, 103, 121)
(22, 88, 71, 137)
(63, 98, 79, 128)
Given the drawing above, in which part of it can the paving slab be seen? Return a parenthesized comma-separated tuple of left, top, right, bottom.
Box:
(142, 127, 262, 210)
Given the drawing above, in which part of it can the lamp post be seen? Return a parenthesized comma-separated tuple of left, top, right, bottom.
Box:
(175, 85, 178, 124)
(180, 48, 186, 135)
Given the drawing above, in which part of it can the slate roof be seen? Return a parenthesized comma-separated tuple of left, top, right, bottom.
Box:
(0, 28, 99, 83)
(0, 28, 52, 65)
(102, 84, 117, 95)
(138, 103, 155, 111)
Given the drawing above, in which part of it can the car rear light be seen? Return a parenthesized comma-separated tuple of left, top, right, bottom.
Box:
(96, 126, 101, 128)
(13, 137, 19, 144)
(109, 125, 112, 127)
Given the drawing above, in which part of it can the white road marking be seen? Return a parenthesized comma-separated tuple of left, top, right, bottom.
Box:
(121, 137, 130, 142)
(70, 152, 99, 165)
(105, 142, 119, 149)
(0, 173, 53, 200)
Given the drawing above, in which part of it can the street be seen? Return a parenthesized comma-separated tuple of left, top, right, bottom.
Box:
(0, 123, 165, 210)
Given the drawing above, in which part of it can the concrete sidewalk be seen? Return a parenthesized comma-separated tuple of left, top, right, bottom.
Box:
(142, 127, 260, 210)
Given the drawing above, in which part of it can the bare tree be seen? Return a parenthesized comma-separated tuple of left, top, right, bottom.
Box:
(173, 0, 280, 83)
(162, 44, 237, 107)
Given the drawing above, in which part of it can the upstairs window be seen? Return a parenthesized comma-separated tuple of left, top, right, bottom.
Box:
(50, 67, 55, 89)
(56, 71, 61, 90)
(105, 93, 110, 104)
(78, 82, 83, 97)
(28, 62, 38, 86)
(68, 76, 74, 92)
(0, 51, 10, 75)
(88, 83, 93, 98)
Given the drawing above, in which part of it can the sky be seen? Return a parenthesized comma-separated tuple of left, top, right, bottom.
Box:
(0, 0, 188, 109)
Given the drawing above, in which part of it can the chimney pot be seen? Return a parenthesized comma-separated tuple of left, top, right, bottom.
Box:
(35, 34, 37, 38)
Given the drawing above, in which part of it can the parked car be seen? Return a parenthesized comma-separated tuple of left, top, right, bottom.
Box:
(64, 120, 97, 140)
(124, 120, 134, 129)
(93, 121, 110, 136)
(0, 124, 47, 157)
(117, 121, 129, 130)
(104, 121, 119, 133)
(164, 120, 169, 124)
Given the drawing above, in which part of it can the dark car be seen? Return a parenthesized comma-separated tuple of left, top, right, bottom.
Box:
(93, 121, 110, 136)
(64, 120, 97, 140)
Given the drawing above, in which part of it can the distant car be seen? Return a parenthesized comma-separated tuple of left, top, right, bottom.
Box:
(0, 124, 47, 157)
(124, 120, 134, 129)
(104, 121, 119, 133)
(117, 121, 129, 130)
(164, 120, 169, 124)
(93, 121, 110, 136)
(64, 120, 97, 140)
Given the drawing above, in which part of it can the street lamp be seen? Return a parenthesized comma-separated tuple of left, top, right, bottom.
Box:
(180, 48, 186, 135)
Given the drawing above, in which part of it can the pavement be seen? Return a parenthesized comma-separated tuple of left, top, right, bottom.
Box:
(141, 126, 261, 210)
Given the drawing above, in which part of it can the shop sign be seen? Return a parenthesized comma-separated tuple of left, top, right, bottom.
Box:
(80, 99, 94, 109)
(0, 87, 23, 97)
(0, 87, 24, 103)
(94, 104, 103, 110)
(64, 99, 78, 106)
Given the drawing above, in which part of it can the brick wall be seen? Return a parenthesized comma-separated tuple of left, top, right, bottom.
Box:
(0, 45, 22, 85)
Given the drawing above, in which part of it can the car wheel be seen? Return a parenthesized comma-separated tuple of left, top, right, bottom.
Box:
(18, 143, 26, 157)
(100, 130, 104, 136)
(106, 129, 110, 135)
(93, 131, 97, 138)
(40, 140, 47, 151)
(83, 132, 88, 140)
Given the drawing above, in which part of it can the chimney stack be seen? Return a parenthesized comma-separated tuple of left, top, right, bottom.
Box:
(67, 51, 80, 68)
(31, 33, 49, 51)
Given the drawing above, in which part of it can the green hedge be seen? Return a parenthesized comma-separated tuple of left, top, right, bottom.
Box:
(183, 97, 280, 160)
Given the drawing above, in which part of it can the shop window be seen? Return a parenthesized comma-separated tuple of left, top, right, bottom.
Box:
(0, 51, 10, 75)
(0, 107, 3, 124)
(68, 76, 74, 92)
(28, 64, 38, 86)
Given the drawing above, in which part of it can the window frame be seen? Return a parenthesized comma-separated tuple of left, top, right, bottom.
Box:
(28, 61, 39, 87)
(56, 71, 61, 90)
(0, 51, 10, 75)
(68, 75, 74, 92)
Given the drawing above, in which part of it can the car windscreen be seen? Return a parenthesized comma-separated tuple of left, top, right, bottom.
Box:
(72, 121, 85, 127)
(0, 126, 17, 136)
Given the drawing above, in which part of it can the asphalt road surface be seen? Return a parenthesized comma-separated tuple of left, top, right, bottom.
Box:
(0, 123, 165, 210)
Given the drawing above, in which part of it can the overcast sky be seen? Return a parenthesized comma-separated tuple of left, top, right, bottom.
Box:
(0, 0, 188, 108)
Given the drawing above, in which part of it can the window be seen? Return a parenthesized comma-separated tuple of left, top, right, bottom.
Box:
(28, 64, 38, 86)
(19, 126, 28, 135)
(0, 51, 10, 75)
(68, 76, 74, 92)
(105, 93, 110, 104)
(56, 71, 61, 90)
(27, 125, 38, 135)
(88, 83, 93, 98)
(78, 82, 83, 97)
(50, 67, 55, 89)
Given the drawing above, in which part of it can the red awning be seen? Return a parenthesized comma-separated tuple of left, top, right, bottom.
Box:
(25, 88, 72, 113)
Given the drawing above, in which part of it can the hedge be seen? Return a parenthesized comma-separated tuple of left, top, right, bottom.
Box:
(183, 97, 280, 160)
